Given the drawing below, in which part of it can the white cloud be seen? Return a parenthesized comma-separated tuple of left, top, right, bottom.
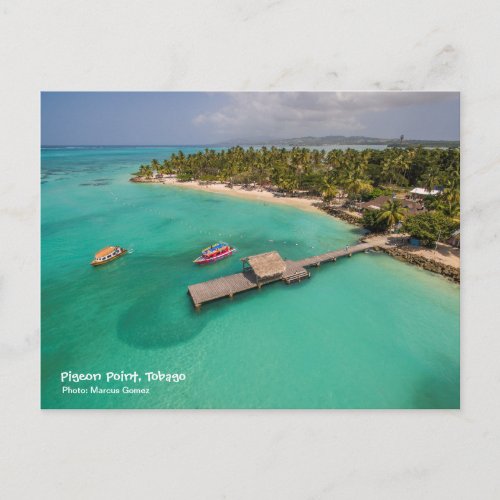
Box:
(193, 92, 457, 140)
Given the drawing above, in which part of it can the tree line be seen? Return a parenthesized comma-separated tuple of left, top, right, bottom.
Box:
(135, 146, 458, 198)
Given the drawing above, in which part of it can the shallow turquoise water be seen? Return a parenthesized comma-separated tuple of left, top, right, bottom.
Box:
(41, 147, 460, 408)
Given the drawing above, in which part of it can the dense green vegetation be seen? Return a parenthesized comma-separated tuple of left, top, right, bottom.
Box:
(362, 200, 408, 232)
(136, 146, 458, 195)
(362, 209, 389, 232)
(134, 146, 460, 243)
(403, 212, 459, 247)
(359, 187, 394, 201)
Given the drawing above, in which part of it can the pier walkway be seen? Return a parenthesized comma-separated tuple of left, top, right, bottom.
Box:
(294, 242, 374, 267)
(188, 241, 377, 309)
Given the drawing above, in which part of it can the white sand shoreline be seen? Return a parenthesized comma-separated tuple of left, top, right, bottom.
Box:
(141, 176, 324, 214)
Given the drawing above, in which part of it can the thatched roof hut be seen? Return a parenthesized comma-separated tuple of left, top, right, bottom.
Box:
(242, 251, 286, 282)
(359, 195, 425, 216)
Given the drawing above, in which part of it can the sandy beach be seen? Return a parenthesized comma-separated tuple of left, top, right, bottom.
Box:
(150, 177, 324, 214)
(365, 234, 460, 270)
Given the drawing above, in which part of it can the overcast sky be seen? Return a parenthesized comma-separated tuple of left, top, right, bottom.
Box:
(41, 92, 459, 145)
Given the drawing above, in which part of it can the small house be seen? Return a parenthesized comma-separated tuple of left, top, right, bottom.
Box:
(447, 229, 460, 248)
(241, 251, 286, 285)
(359, 195, 425, 216)
(409, 187, 441, 198)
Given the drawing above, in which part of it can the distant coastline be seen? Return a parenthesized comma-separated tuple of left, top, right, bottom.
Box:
(41, 135, 460, 149)
(213, 135, 460, 148)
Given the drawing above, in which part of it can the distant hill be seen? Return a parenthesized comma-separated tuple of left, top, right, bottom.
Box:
(214, 135, 459, 148)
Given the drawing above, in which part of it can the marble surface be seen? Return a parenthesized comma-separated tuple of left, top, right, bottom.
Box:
(1, 0, 500, 498)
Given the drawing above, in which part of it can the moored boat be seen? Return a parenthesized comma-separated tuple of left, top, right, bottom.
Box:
(193, 242, 236, 264)
(91, 246, 127, 266)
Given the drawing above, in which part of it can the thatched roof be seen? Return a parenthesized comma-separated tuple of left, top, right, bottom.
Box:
(244, 251, 286, 280)
(359, 195, 425, 216)
(359, 195, 392, 210)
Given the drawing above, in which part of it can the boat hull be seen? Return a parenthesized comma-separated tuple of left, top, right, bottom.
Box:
(194, 248, 235, 264)
(91, 249, 127, 266)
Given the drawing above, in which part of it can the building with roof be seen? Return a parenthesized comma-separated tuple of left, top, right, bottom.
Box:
(241, 251, 286, 284)
(410, 187, 441, 197)
(359, 195, 426, 216)
(447, 229, 460, 248)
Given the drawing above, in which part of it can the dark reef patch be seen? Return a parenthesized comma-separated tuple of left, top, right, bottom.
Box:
(79, 181, 111, 186)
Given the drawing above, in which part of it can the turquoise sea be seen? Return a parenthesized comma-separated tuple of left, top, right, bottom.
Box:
(41, 146, 460, 409)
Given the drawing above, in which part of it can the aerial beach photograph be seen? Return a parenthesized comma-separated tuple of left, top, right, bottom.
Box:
(41, 91, 460, 409)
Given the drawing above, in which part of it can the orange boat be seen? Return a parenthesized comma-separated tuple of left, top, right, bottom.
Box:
(91, 246, 127, 266)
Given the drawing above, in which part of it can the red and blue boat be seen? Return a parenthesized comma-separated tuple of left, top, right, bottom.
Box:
(193, 242, 236, 264)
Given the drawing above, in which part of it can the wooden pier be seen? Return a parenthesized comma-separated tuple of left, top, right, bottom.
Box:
(188, 242, 375, 309)
(295, 241, 374, 267)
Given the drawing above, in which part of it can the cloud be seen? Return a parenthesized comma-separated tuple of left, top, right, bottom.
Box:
(193, 92, 457, 140)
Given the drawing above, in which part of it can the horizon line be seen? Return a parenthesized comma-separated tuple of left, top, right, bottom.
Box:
(41, 138, 461, 148)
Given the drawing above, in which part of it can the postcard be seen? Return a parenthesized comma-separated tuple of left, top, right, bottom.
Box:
(41, 91, 460, 409)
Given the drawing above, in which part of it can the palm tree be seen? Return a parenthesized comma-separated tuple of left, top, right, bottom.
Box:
(138, 164, 151, 177)
(334, 149, 372, 201)
(321, 180, 338, 204)
(151, 158, 160, 173)
(376, 199, 407, 229)
(422, 163, 441, 193)
(343, 178, 372, 201)
(380, 149, 414, 186)
(437, 198, 460, 222)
